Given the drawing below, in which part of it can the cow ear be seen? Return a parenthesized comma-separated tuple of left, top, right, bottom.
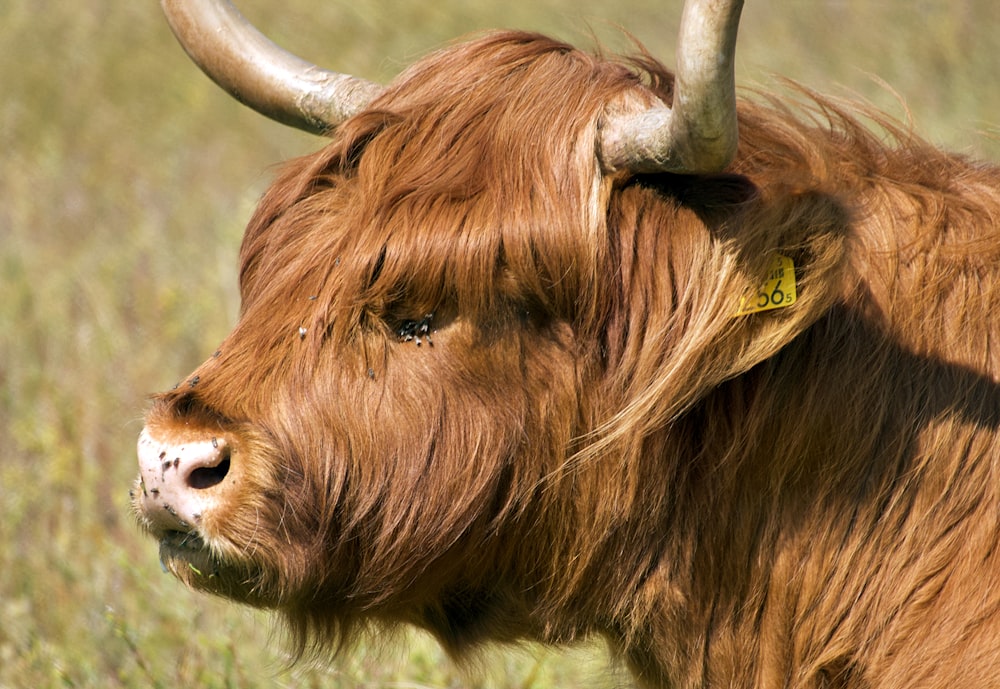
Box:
(719, 187, 853, 379)
(588, 185, 851, 462)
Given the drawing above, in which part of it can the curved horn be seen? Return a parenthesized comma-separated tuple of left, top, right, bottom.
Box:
(161, 0, 382, 135)
(600, 0, 744, 174)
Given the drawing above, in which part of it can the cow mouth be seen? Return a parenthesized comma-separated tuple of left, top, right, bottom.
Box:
(156, 528, 283, 606)
(158, 530, 222, 579)
(160, 529, 207, 551)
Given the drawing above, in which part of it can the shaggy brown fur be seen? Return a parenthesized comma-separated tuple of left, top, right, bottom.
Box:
(137, 30, 1000, 688)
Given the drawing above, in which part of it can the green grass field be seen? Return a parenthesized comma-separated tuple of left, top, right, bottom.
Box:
(2, 1, 999, 686)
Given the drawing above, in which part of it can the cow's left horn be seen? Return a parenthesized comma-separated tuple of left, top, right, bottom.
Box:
(161, 0, 382, 135)
(600, 0, 744, 174)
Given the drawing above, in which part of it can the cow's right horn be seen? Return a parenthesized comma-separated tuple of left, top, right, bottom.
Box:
(160, 0, 382, 135)
(599, 0, 744, 175)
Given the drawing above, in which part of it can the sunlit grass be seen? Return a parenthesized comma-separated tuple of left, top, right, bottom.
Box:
(2, 0, 999, 686)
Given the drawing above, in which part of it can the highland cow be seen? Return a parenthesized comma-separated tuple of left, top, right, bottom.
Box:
(133, 0, 1000, 686)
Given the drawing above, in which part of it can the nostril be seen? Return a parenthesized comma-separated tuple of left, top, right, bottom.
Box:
(187, 450, 231, 490)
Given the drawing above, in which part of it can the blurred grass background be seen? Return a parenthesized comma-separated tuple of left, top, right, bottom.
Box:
(2, 0, 999, 687)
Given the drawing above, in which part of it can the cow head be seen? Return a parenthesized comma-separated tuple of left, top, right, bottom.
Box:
(134, 0, 849, 654)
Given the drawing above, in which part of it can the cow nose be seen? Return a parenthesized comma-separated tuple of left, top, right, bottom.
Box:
(136, 428, 232, 532)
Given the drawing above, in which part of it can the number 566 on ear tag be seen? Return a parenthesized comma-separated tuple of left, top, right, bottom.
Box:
(736, 255, 797, 316)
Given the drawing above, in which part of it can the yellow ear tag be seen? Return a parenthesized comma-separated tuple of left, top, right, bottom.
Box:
(736, 255, 797, 316)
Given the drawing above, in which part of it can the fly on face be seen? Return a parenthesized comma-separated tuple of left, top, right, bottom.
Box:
(397, 313, 434, 347)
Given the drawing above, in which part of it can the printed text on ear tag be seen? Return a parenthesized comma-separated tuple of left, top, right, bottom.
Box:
(736, 255, 797, 316)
